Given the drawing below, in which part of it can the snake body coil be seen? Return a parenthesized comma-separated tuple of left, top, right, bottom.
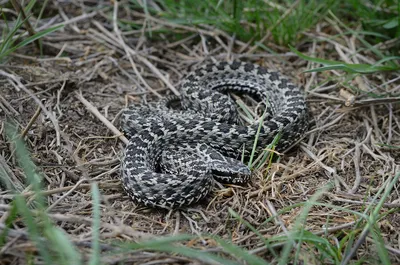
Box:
(121, 61, 308, 208)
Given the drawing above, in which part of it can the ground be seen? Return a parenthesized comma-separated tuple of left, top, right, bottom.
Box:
(0, 1, 399, 264)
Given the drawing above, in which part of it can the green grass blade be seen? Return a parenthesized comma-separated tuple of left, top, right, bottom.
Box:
(369, 223, 391, 265)
(128, 234, 195, 247)
(340, 173, 399, 264)
(43, 226, 82, 265)
(0, 0, 39, 55)
(13, 195, 53, 264)
(214, 236, 270, 265)
(0, 24, 64, 60)
(229, 208, 278, 257)
(272, 231, 340, 263)
(327, 10, 390, 62)
(0, 14, 31, 60)
(278, 183, 333, 265)
(5, 121, 81, 264)
(5, 122, 43, 203)
(365, 173, 400, 264)
(117, 234, 241, 265)
(89, 183, 101, 265)
(24, 0, 38, 13)
(253, 132, 281, 170)
(0, 201, 19, 247)
(289, 45, 400, 73)
(374, 56, 400, 65)
(247, 99, 270, 168)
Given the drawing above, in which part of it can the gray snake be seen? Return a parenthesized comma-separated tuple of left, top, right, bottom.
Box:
(120, 61, 308, 209)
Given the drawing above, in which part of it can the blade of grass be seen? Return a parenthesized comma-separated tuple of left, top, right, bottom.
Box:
(89, 183, 101, 265)
(116, 234, 242, 265)
(5, 121, 82, 264)
(247, 98, 274, 168)
(0, 24, 64, 60)
(5, 122, 52, 262)
(10, 0, 40, 50)
(341, 172, 399, 265)
(0, 14, 31, 59)
(214, 236, 270, 265)
(13, 195, 53, 264)
(252, 132, 281, 170)
(272, 231, 340, 263)
(289, 45, 400, 73)
(229, 208, 278, 257)
(0, 201, 19, 247)
(278, 183, 333, 265)
(43, 225, 82, 265)
(327, 10, 397, 65)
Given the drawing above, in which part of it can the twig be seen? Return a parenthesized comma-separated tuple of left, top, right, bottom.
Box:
(37, 10, 97, 31)
(264, 199, 297, 247)
(46, 179, 87, 212)
(0, 154, 25, 192)
(306, 113, 346, 135)
(248, 164, 316, 198)
(300, 144, 349, 191)
(327, 193, 400, 209)
(0, 70, 61, 146)
(20, 106, 41, 138)
(75, 91, 128, 145)
(0, 181, 121, 200)
(349, 142, 361, 194)
(0, 93, 19, 116)
(110, 2, 163, 98)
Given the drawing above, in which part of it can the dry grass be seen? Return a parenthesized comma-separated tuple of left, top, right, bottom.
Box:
(0, 1, 399, 264)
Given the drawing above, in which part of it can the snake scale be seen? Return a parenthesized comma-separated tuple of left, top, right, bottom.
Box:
(120, 61, 308, 209)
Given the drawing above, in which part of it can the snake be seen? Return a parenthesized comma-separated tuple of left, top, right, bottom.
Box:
(120, 61, 308, 209)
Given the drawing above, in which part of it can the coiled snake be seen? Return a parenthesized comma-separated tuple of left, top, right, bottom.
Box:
(121, 61, 308, 209)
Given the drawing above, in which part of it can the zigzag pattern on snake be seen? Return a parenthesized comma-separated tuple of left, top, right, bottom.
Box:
(120, 61, 308, 209)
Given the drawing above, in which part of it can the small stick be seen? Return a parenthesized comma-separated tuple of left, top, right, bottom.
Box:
(46, 179, 87, 212)
(20, 106, 41, 138)
(75, 91, 128, 145)
(264, 199, 297, 247)
(349, 143, 361, 194)
(109, 4, 163, 98)
(300, 144, 349, 191)
(0, 70, 61, 146)
(0, 94, 19, 115)
(0, 182, 121, 200)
